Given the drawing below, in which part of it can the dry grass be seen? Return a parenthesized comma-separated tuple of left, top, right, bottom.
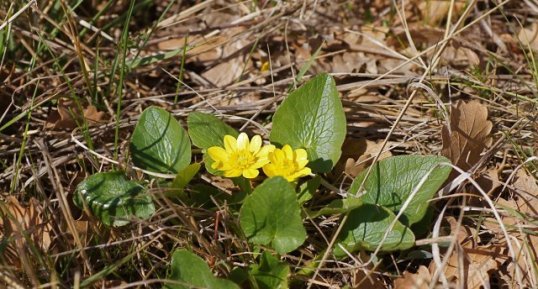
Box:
(0, 0, 537, 288)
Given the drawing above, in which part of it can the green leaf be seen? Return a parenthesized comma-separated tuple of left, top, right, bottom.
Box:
(187, 112, 238, 149)
(349, 155, 451, 225)
(249, 252, 289, 289)
(334, 204, 415, 257)
(240, 177, 307, 254)
(165, 249, 240, 289)
(130, 106, 191, 174)
(74, 172, 155, 227)
(306, 198, 363, 218)
(166, 163, 202, 199)
(270, 73, 346, 173)
(171, 163, 201, 189)
(297, 176, 321, 205)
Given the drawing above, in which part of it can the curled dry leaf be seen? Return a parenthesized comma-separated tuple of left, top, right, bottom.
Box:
(518, 23, 538, 52)
(429, 217, 507, 289)
(441, 100, 493, 172)
(486, 170, 538, 287)
(334, 138, 393, 178)
(45, 98, 106, 130)
(0, 197, 52, 268)
(415, 0, 466, 26)
(393, 266, 431, 289)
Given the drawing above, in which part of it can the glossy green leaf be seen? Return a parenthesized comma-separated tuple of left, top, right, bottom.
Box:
(334, 204, 415, 257)
(187, 112, 238, 149)
(249, 252, 289, 289)
(307, 198, 363, 218)
(166, 163, 202, 199)
(349, 155, 451, 225)
(74, 172, 155, 227)
(270, 73, 346, 173)
(130, 106, 191, 174)
(240, 177, 306, 254)
(165, 249, 240, 289)
(171, 163, 201, 189)
(297, 176, 321, 205)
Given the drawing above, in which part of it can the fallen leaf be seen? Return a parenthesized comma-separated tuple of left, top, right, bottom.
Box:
(416, 1, 466, 26)
(45, 98, 106, 130)
(83, 105, 105, 124)
(429, 217, 507, 289)
(486, 178, 538, 288)
(441, 100, 493, 172)
(0, 197, 52, 268)
(393, 266, 431, 289)
(439, 46, 480, 68)
(352, 269, 386, 289)
(469, 168, 501, 205)
(331, 138, 393, 178)
(518, 23, 538, 52)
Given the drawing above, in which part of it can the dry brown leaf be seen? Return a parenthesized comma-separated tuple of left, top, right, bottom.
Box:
(83, 105, 105, 124)
(157, 35, 202, 51)
(0, 197, 52, 268)
(488, 182, 538, 288)
(344, 139, 393, 178)
(332, 138, 393, 178)
(429, 217, 507, 289)
(202, 59, 243, 87)
(393, 266, 431, 289)
(518, 23, 538, 52)
(469, 168, 501, 205)
(441, 100, 493, 172)
(352, 269, 386, 289)
(417, 1, 466, 26)
(439, 46, 480, 68)
(45, 98, 106, 130)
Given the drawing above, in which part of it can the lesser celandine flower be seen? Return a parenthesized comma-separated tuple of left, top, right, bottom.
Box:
(263, 145, 311, 182)
(208, 133, 275, 179)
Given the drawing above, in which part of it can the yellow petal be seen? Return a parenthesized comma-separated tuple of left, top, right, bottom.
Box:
(262, 164, 277, 177)
(291, 167, 312, 180)
(257, 144, 275, 158)
(236, 133, 249, 150)
(224, 168, 242, 178)
(249, 135, 262, 153)
(208, 147, 228, 162)
(295, 149, 309, 167)
(224, 135, 237, 152)
(273, 149, 286, 162)
(282, 145, 294, 160)
(243, 168, 259, 179)
(252, 157, 270, 168)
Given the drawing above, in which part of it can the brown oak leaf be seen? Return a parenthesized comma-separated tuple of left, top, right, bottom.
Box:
(441, 100, 493, 172)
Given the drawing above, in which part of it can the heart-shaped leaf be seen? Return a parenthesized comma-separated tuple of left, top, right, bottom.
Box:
(240, 177, 306, 254)
(187, 112, 238, 149)
(249, 252, 289, 289)
(165, 249, 240, 289)
(349, 155, 451, 225)
(334, 204, 415, 257)
(74, 172, 155, 227)
(130, 106, 191, 174)
(270, 73, 346, 173)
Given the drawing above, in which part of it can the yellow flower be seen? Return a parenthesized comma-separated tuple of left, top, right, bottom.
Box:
(263, 145, 311, 182)
(207, 133, 275, 179)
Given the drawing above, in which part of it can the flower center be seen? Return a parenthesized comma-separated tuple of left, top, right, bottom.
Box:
(278, 159, 297, 175)
(231, 150, 256, 169)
